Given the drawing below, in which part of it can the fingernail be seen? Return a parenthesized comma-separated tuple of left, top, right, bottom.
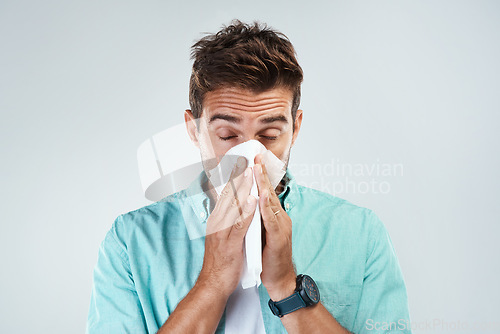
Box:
(246, 196, 254, 209)
(258, 164, 262, 174)
(237, 156, 246, 168)
(244, 167, 250, 177)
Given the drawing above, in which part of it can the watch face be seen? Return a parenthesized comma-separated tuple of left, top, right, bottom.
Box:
(302, 275, 320, 304)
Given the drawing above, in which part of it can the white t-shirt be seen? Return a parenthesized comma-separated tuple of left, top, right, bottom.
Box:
(225, 283, 266, 333)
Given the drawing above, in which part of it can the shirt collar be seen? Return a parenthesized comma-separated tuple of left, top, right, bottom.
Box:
(277, 169, 297, 212)
(184, 170, 211, 221)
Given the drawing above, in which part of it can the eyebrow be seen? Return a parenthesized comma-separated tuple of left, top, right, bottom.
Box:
(208, 113, 241, 124)
(260, 115, 288, 124)
(208, 113, 288, 124)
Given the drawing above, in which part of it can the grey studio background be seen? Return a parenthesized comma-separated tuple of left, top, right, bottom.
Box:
(1, 0, 499, 333)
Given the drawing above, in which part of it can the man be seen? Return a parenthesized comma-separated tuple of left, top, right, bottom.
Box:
(86, 20, 411, 333)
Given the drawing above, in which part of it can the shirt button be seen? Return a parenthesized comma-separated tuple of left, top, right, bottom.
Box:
(285, 203, 290, 210)
(199, 212, 206, 219)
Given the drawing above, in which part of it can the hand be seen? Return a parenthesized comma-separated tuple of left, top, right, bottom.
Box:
(254, 154, 297, 300)
(198, 157, 258, 299)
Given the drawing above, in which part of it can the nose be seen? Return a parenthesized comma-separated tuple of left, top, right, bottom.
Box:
(239, 136, 263, 147)
(238, 134, 259, 144)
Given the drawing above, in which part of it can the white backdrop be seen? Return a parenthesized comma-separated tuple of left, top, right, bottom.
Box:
(1, 0, 499, 333)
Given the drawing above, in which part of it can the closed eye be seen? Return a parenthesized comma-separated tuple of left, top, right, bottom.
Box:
(219, 135, 238, 141)
(219, 135, 278, 141)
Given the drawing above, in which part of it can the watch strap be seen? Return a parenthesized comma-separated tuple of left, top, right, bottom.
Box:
(268, 292, 306, 317)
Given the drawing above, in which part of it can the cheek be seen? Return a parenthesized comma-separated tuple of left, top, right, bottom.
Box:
(198, 131, 231, 161)
(270, 148, 287, 162)
(269, 136, 293, 161)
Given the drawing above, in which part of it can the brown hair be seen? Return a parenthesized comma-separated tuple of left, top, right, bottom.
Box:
(189, 20, 303, 127)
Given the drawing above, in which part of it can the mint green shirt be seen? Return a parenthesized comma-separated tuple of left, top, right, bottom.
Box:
(86, 170, 411, 333)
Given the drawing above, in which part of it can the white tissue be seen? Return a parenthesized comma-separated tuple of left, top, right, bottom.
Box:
(207, 139, 286, 288)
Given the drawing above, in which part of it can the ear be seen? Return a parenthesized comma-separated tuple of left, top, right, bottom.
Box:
(184, 109, 200, 148)
(291, 109, 303, 147)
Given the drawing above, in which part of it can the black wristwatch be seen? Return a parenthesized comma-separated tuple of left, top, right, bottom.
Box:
(268, 274, 320, 317)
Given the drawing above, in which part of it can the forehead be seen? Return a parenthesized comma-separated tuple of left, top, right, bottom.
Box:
(202, 86, 293, 116)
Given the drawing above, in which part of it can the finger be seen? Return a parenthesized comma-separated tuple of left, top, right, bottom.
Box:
(229, 195, 257, 238)
(254, 153, 264, 166)
(209, 165, 254, 236)
(261, 161, 281, 201)
(215, 156, 247, 210)
(254, 161, 281, 209)
(259, 189, 280, 233)
(207, 157, 247, 237)
(222, 165, 254, 223)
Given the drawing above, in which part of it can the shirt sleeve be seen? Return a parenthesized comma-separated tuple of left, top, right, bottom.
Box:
(352, 211, 412, 334)
(86, 215, 148, 334)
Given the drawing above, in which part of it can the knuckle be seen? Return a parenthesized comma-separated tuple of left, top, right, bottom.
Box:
(243, 203, 253, 214)
(231, 197, 240, 208)
(265, 213, 278, 225)
(221, 187, 230, 197)
(233, 218, 244, 229)
(243, 210, 254, 221)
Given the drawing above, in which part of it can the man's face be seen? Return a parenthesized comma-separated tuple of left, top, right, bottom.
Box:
(185, 86, 303, 173)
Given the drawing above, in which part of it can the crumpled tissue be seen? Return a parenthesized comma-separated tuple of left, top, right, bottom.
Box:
(207, 139, 286, 289)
